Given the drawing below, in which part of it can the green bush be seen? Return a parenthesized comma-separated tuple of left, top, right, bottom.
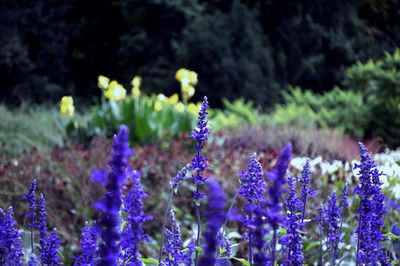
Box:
(269, 87, 369, 139)
(345, 48, 400, 147)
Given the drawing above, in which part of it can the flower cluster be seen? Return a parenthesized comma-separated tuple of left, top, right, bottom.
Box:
(93, 125, 133, 265)
(190, 96, 210, 200)
(354, 143, 388, 264)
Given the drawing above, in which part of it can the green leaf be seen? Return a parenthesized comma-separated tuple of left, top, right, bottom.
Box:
(195, 246, 203, 253)
(384, 233, 400, 240)
(278, 228, 287, 235)
(305, 241, 320, 251)
(232, 257, 250, 266)
(391, 260, 399, 266)
(139, 257, 159, 265)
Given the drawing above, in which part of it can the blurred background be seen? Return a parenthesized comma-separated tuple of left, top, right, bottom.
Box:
(1, 1, 400, 263)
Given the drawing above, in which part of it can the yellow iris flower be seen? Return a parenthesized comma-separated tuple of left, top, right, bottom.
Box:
(60, 96, 75, 117)
(105, 81, 126, 101)
(131, 76, 142, 98)
(98, 75, 110, 90)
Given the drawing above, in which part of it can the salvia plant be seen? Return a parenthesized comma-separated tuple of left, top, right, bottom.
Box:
(0, 96, 398, 265)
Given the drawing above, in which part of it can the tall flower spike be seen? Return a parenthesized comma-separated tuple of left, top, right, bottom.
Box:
(239, 153, 265, 265)
(198, 179, 227, 266)
(23, 179, 37, 253)
(162, 210, 185, 266)
(0, 207, 23, 265)
(37, 193, 48, 257)
(299, 160, 315, 222)
(40, 228, 61, 265)
(281, 176, 305, 265)
(74, 221, 98, 265)
(120, 169, 152, 264)
(28, 254, 39, 266)
(22, 179, 37, 227)
(266, 143, 292, 265)
(93, 125, 133, 266)
(327, 192, 340, 265)
(354, 142, 388, 265)
(191, 96, 210, 199)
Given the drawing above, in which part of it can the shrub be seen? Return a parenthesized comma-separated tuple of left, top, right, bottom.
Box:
(345, 48, 400, 147)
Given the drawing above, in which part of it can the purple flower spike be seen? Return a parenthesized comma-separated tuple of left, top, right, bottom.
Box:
(327, 192, 340, 264)
(239, 153, 266, 204)
(94, 125, 133, 266)
(120, 169, 152, 265)
(281, 176, 304, 266)
(171, 163, 191, 189)
(37, 194, 48, 254)
(74, 221, 98, 265)
(198, 179, 227, 266)
(23, 179, 37, 229)
(0, 207, 23, 265)
(191, 96, 210, 196)
(41, 228, 61, 265)
(354, 142, 388, 265)
(217, 235, 232, 266)
(190, 96, 211, 153)
(162, 211, 185, 266)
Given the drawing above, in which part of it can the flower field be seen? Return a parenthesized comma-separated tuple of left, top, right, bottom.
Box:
(1, 93, 400, 265)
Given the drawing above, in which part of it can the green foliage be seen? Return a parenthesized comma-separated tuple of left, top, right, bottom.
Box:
(345, 48, 400, 147)
(269, 87, 369, 139)
(0, 104, 66, 154)
(209, 98, 267, 131)
(80, 96, 195, 145)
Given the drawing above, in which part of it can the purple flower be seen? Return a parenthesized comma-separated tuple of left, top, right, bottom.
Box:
(191, 96, 210, 198)
(253, 208, 268, 266)
(216, 235, 231, 266)
(299, 160, 316, 222)
(94, 125, 133, 265)
(170, 163, 191, 189)
(266, 143, 292, 227)
(198, 179, 227, 266)
(74, 221, 98, 265)
(120, 169, 152, 265)
(327, 192, 340, 264)
(354, 142, 388, 265)
(265, 143, 292, 265)
(183, 239, 195, 265)
(281, 176, 304, 266)
(40, 228, 61, 265)
(162, 211, 185, 266)
(239, 153, 266, 205)
(28, 254, 39, 266)
(0, 207, 23, 265)
(22, 179, 37, 229)
(37, 194, 48, 255)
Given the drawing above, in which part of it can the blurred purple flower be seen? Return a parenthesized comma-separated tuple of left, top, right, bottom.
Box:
(94, 125, 133, 265)
(198, 179, 227, 266)
(40, 228, 61, 265)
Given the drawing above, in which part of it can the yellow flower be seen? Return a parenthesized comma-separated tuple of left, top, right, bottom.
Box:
(175, 102, 185, 112)
(105, 81, 126, 101)
(131, 76, 142, 88)
(175, 68, 189, 82)
(186, 102, 201, 116)
(188, 71, 198, 85)
(98, 75, 110, 90)
(181, 84, 195, 101)
(60, 96, 75, 117)
(167, 93, 179, 105)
